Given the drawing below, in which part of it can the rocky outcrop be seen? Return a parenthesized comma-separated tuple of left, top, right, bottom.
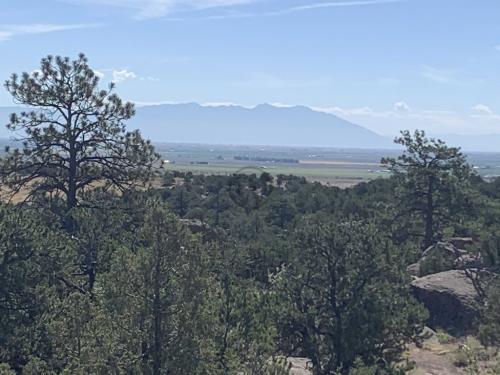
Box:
(407, 262, 420, 277)
(408, 240, 482, 277)
(411, 270, 481, 334)
(454, 254, 483, 270)
(421, 242, 466, 259)
(287, 358, 312, 375)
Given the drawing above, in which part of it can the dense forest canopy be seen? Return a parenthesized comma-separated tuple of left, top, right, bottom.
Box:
(0, 55, 499, 375)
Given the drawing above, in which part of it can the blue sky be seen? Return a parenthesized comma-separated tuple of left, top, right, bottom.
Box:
(1, 0, 500, 136)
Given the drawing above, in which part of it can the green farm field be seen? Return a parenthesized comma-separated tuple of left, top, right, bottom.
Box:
(163, 162, 377, 187)
(156, 143, 500, 187)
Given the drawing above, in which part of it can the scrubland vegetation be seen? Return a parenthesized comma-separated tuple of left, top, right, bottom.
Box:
(0, 55, 499, 375)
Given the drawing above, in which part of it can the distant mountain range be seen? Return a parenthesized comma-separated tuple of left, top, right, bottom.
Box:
(129, 103, 393, 149)
(0, 103, 499, 152)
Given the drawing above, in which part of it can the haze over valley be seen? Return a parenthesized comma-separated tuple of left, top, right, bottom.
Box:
(2, 103, 500, 152)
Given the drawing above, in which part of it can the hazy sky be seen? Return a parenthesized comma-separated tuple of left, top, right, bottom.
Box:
(1, 0, 500, 136)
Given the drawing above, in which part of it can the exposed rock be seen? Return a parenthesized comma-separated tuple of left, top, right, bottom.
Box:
(454, 254, 483, 270)
(408, 343, 466, 375)
(287, 358, 312, 375)
(411, 270, 481, 334)
(407, 262, 421, 277)
(419, 326, 439, 346)
(421, 242, 466, 259)
(413, 242, 481, 277)
(415, 326, 440, 349)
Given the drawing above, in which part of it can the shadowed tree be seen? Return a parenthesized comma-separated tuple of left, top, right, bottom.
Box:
(280, 217, 426, 374)
(382, 130, 473, 250)
(1, 54, 159, 210)
(103, 200, 210, 375)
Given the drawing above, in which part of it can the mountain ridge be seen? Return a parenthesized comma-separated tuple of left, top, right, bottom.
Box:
(0, 103, 499, 152)
(128, 102, 393, 149)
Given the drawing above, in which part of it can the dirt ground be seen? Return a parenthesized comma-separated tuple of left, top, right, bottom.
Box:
(408, 343, 465, 375)
(407, 333, 499, 375)
(287, 334, 499, 375)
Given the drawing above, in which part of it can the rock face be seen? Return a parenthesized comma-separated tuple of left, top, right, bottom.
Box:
(407, 262, 421, 277)
(421, 242, 466, 259)
(409, 240, 482, 277)
(287, 358, 312, 375)
(454, 254, 483, 270)
(411, 270, 480, 334)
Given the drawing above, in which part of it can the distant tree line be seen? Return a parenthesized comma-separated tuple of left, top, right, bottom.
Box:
(234, 156, 299, 164)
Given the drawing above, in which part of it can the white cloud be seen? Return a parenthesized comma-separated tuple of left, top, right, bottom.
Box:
(0, 23, 100, 42)
(132, 100, 251, 108)
(203, 101, 241, 107)
(268, 102, 296, 108)
(421, 65, 455, 84)
(106, 69, 157, 83)
(93, 70, 105, 79)
(0, 31, 13, 42)
(393, 101, 411, 113)
(472, 104, 493, 115)
(63, 0, 258, 19)
(63, 0, 404, 19)
(112, 69, 137, 83)
(276, 0, 403, 14)
(312, 103, 500, 137)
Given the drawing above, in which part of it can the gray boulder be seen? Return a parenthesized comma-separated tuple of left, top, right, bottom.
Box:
(407, 262, 420, 277)
(421, 242, 467, 259)
(454, 254, 483, 270)
(412, 241, 482, 277)
(411, 270, 480, 334)
(288, 358, 312, 375)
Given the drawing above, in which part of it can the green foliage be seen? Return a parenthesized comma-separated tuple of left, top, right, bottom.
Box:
(0, 203, 74, 371)
(479, 281, 500, 347)
(436, 329, 456, 345)
(278, 217, 427, 374)
(453, 344, 479, 373)
(0, 166, 430, 374)
(418, 246, 455, 277)
(382, 129, 474, 250)
(101, 200, 211, 374)
(0, 364, 15, 375)
(2, 81, 500, 375)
